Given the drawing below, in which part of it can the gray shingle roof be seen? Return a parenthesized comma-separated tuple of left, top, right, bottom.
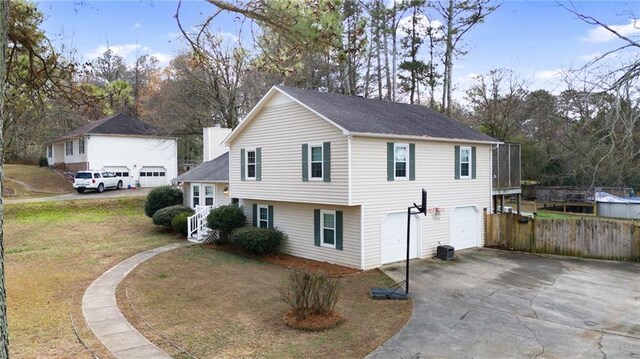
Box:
(174, 152, 229, 183)
(277, 86, 497, 143)
(50, 113, 160, 142)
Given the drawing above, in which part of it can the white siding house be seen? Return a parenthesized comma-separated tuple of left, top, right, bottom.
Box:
(222, 86, 500, 269)
(46, 113, 177, 187)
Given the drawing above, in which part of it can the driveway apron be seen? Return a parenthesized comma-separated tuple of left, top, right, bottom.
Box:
(368, 248, 640, 359)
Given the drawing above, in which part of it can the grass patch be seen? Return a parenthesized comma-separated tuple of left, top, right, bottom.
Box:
(5, 164, 72, 198)
(119, 246, 412, 358)
(536, 210, 589, 220)
(5, 196, 179, 358)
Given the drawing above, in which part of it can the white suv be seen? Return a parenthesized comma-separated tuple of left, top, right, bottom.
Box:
(73, 171, 123, 194)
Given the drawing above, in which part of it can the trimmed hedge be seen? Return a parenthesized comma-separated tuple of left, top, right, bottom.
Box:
(231, 227, 284, 255)
(144, 186, 183, 218)
(152, 205, 194, 227)
(172, 212, 190, 235)
(206, 204, 246, 234)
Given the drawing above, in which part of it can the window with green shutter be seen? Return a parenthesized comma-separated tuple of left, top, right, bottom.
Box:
(303, 142, 331, 182)
(388, 142, 415, 180)
(314, 209, 343, 250)
(455, 145, 476, 179)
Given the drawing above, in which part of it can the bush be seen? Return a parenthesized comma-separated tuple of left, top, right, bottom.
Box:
(144, 186, 183, 217)
(152, 205, 194, 227)
(280, 270, 341, 320)
(172, 212, 190, 235)
(38, 157, 48, 167)
(230, 227, 284, 255)
(206, 204, 246, 233)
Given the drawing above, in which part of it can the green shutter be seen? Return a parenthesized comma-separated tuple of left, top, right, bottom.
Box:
(387, 142, 394, 181)
(454, 145, 460, 179)
(252, 204, 257, 227)
(323, 142, 331, 182)
(471, 146, 477, 179)
(409, 143, 416, 181)
(336, 211, 343, 251)
(256, 147, 262, 181)
(240, 149, 246, 181)
(314, 209, 320, 246)
(302, 144, 309, 181)
(268, 205, 274, 229)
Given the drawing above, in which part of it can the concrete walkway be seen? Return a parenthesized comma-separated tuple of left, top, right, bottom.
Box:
(82, 242, 191, 358)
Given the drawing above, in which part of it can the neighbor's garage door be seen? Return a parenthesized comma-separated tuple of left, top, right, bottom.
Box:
(381, 213, 419, 264)
(102, 166, 132, 187)
(138, 166, 167, 187)
(450, 206, 479, 250)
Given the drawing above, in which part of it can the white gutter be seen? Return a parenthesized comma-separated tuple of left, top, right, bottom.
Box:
(348, 131, 502, 145)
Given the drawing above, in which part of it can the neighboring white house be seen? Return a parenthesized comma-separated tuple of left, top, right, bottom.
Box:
(181, 86, 501, 268)
(46, 113, 178, 187)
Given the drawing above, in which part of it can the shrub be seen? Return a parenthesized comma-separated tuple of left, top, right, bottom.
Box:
(172, 212, 190, 235)
(144, 186, 183, 218)
(280, 270, 341, 320)
(38, 157, 49, 167)
(206, 204, 246, 234)
(230, 227, 284, 255)
(152, 205, 194, 227)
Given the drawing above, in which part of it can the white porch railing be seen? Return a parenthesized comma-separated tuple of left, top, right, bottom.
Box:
(187, 205, 213, 243)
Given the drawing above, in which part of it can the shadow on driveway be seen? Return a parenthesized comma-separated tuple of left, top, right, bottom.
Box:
(369, 248, 640, 359)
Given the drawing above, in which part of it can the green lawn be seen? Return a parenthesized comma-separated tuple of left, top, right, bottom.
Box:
(535, 210, 591, 220)
(5, 197, 179, 358)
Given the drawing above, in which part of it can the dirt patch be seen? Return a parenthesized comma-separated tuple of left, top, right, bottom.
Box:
(201, 243, 361, 277)
(284, 310, 343, 331)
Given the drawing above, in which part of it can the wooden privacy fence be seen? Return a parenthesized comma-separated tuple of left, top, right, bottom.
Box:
(484, 211, 640, 261)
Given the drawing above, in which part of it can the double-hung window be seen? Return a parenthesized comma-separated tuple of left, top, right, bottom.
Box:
(320, 210, 336, 248)
(246, 150, 256, 179)
(258, 205, 269, 228)
(394, 143, 409, 179)
(192, 185, 200, 207)
(204, 185, 214, 206)
(454, 145, 475, 180)
(79, 138, 85, 154)
(65, 140, 73, 156)
(310, 145, 323, 179)
(459, 147, 471, 179)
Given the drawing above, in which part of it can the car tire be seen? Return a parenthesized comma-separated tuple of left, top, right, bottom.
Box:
(97, 183, 104, 193)
(116, 181, 123, 190)
(76, 188, 85, 194)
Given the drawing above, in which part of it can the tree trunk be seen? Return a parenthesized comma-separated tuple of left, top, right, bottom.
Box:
(391, 0, 397, 102)
(0, 0, 10, 356)
(375, 6, 383, 99)
(442, 0, 454, 115)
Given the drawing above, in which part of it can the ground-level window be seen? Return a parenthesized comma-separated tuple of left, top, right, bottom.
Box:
(258, 205, 269, 228)
(65, 140, 73, 156)
(204, 185, 214, 206)
(320, 210, 336, 248)
(192, 185, 200, 206)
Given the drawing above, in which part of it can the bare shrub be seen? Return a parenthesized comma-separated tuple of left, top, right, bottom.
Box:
(280, 269, 340, 320)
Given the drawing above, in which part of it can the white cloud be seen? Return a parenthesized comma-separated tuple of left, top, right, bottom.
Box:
(397, 14, 442, 38)
(132, 22, 142, 30)
(86, 44, 141, 60)
(534, 69, 566, 81)
(578, 51, 602, 61)
(584, 19, 640, 43)
(85, 44, 174, 67)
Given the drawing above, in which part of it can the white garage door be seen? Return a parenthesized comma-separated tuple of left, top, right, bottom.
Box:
(381, 213, 419, 264)
(102, 166, 132, 187)
(139, 166, 167, 187)
(450, 206, 479, 250)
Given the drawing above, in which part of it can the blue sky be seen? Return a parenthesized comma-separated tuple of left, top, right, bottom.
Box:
(36, 0, 639, 96)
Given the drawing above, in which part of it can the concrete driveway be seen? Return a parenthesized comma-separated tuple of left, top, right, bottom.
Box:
(5, 187, 152, 204)
(369, 248, 640, 359)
